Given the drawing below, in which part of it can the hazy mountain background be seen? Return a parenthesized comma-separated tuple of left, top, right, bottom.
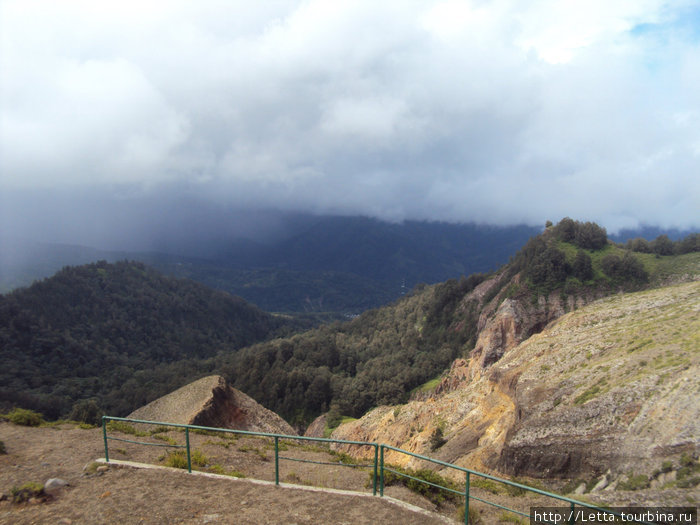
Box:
(1, 213, 694, 315)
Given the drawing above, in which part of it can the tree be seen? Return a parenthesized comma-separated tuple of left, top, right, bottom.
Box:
(626, 238, 651, 253)
(555, 218, 576, 242)
(572, 251, 593, 281)
(574, 222, 607, 250)
(601, 252, 647, 282)
(652, 235, 674, 256)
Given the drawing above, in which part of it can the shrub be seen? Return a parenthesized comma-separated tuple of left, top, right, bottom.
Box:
(0, 439, 6, 454)
(457, 505, 482, 524)
(163, 450, 189, 469)
(572, 251, 593, 281)
(601, 252, 648, 282)
(680, 453, 696, 468)
(190, 449, 208, 467)
(429, 427, 447, 451)
(618, 474, 650, 491)
(8, 408, 43, 427)
(626, 238, 652, 253)
(10, 482, 45, 503)
(472, 477, 502, 494)
(69, 399, 103, 426)
(371, 466, 461, 506)
(652, 235, 674, 255)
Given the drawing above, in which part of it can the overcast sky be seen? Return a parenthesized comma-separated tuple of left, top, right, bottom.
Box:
(1, 0, 699, 248)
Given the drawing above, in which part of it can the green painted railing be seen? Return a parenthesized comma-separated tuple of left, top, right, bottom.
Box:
(102, 416, 652, 524)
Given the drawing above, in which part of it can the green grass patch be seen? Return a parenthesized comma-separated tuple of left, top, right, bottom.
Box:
(106, 420, 149, 437)
(413, 376, 442, 394)
(369, 466, 462, 506)
(328, 450, 358, 465)
(323, 415, 358, 438)
(499, 511, 527, 524)
(152, 434, 178, 445)
(573, 386, 601, 405)
(472, 477, 503, 494)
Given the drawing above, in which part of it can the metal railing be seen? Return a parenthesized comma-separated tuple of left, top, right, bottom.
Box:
(102, 416, 653, 524)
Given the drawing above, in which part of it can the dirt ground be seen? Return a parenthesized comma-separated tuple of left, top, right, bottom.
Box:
(5, 420, 688, 524)
(0, 421, 459, 524)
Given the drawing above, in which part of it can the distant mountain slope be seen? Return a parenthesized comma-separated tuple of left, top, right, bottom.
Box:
(1, 217, 543, 313)
(218, 220, 700, 427)
(213, 216, 541, 285)
(0, 261, 300, 419)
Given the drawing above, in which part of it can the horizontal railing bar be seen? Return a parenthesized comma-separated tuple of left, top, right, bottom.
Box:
(467, 493, 530, 518)
(106, 436, 186, 448)
(279, 456, 372, 469)
(380, 444, 612, 508)
(104, 416, 638, 520)
(383, 467, 464, 497)
(104, 416, 373, 447)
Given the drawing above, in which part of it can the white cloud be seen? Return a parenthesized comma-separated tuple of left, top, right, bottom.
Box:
(1, 0, 698, 235)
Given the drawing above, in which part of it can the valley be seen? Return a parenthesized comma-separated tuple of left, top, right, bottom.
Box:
(1, 218, 698, 512)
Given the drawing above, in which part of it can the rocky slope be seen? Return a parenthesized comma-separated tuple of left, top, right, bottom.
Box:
(128, 375, 296, 435)
(331, 280, 700, 500)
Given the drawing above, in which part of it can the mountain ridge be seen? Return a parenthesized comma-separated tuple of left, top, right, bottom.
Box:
(328, 280, 699, 505)
(0, 260, 302, 419)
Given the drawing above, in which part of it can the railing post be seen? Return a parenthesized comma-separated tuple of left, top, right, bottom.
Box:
(464, 471, 470, 525)
(372, 444, 379, 496)
(379, 445, 385, 497)
(569, 502, 575, 525)
(185, 427, 192, 473)
(274, 436, 280, 485)
(102, 416, 109, 462)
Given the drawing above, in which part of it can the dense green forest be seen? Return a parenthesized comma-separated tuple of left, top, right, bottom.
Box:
(1, 220, 698, 428)
(219, 273, 486, 426)
(0, 261, 303, 419)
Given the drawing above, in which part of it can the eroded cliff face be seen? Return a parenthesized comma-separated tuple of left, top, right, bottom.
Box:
(332, 281, 700, 491)
(469, 281, 602, 375)
(128, 375, 297, 435)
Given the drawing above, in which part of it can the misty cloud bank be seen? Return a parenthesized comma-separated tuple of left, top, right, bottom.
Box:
(1, 0, 699, 248)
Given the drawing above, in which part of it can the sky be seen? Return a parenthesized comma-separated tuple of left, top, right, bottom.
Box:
(1, 0, 699, 249)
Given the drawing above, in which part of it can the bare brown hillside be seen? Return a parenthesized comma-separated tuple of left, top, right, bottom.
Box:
(0, 422, 453, 524)
(331, 281, 700, 506)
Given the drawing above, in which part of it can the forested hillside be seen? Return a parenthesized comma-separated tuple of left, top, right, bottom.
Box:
(0, 261, 301, 419)
(1, 220, 697, 429)
(218, 220, 700, 427)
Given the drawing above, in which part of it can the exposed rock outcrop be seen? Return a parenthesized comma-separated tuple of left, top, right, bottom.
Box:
(470, 284, 601, 373)
(304, 414, 328, 438)
(128, 375, 296, 435)
(332, 281, 700, 492)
